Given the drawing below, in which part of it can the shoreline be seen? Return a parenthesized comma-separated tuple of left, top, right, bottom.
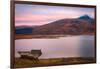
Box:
(15, 34, 95, 39)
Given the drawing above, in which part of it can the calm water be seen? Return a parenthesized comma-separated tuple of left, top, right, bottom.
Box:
(15, 35, 95, 59)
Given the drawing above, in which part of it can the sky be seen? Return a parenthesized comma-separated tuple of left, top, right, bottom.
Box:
(15, 4, 95, 26)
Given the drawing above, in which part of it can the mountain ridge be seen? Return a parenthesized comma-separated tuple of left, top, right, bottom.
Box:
(15, 15, 95, 35)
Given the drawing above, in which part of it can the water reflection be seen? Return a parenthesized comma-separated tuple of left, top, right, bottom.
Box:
(15, 35, 95, 58)
(79, 36, 94, 57)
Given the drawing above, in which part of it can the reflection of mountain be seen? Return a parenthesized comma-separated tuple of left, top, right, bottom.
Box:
(15, 15, 95, 35)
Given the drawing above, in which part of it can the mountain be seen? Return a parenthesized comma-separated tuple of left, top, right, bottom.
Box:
(78, 15, 91, 20)
(16, 27, 33, 34)
(15, 25, 39, 34)
(78, 15, 94, 24)
(32, 15, 95, 35)
(15, 15, 95, 35)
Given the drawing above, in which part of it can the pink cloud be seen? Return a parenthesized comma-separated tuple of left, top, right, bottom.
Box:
(15, 11, 94, 26)
(15, 13, 77, 22)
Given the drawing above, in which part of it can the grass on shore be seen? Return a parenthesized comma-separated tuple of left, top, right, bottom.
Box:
(14, 57, 95, 68)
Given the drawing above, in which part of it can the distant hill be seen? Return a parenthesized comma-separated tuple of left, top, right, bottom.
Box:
(15, 15, 95, 35)
(78, 15, 94, 24)
(16, 27, 33, 34)
(15, 26, 38, 34)
(78, 15, 92, 20)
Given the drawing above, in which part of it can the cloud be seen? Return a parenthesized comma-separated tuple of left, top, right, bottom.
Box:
(15, 4, 95, 26)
